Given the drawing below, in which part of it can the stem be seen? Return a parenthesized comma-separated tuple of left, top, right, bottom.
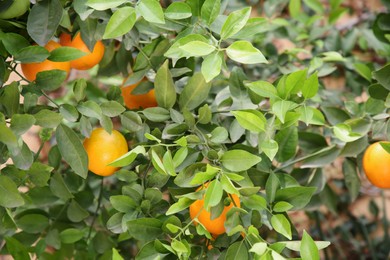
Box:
(41, 91, 60, 108)
(33, 142, 45, 162)
(87, 178, 104, 241)
(8, 63, 30, 83)
(275, 145, 336, 172)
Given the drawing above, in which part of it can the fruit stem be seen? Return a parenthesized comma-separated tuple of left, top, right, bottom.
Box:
(87, 177, 104, 241)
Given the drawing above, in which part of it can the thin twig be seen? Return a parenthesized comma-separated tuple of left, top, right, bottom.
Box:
(87, 178, 105, 241)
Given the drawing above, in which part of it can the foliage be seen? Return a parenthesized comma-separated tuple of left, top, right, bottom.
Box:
(0, 0, 390, 259)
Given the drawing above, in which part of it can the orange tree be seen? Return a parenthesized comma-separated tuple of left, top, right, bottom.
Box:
(0, 0, 390, 259)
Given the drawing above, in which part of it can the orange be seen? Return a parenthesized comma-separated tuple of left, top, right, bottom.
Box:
(59, 32, 104, 70)
(189, 184, 241, 236)
(21, 40, 71, 81)
(121, 78, 157, 109)
(362, 141, 390, 188)
(83, 128, 128, 177)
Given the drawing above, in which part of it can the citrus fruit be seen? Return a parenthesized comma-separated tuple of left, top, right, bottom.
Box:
(121, 78, 158, 109)
(362, 141, 390, 188)
(189, 184, 240, 236)
(21, 40, 71, 81)
(59, 32, 104, 70)
(0, 0, 30, 19)
(83, 128, 128, 177)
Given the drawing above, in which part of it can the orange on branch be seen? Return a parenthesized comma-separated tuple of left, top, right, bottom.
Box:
(121, 78, 157, 109)
(189, 184, 241, 236)
(363, 141, 390, 189)
(83, 128, 128, 177)
(59, 32, 104, 70)
(21, 40, 71, 81)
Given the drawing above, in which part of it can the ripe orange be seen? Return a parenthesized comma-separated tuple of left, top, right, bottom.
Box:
(362, 141, 390, 188)
(83, 128, 128, 177)
(121, 78, 158, 109)
(189, 184, 241, 236)
(21, 40, 71, 81)
(59, 32, 104, 70)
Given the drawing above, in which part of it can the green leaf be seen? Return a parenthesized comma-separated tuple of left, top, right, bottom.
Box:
(9, 142, 34, 170)
(226, 41, 267, 64)
(142, 107, 171, 122)
(127, 218, 163, 241)
(36, 69, 67, 91)
(27, 162, 53, 187)
(373, 63, 390, 90)
(179, 72, 211, 111)
(0, 82, 20, 117)
(165, 2, 192, 20)
(273, 201, 293, 212)
(275, 186, 316, 210)
(272, 100, 299, 123)
(13, 46, 50, 63)
(275, 126, 298, 162)
(0, 123, 17, 147)
(155, 60, 176, 109)
(120, 111, 143, 132)
(60, 228, 84, 243)
(34, 109, 63, 128)
(136, 0, 165, 24)
(201, 0, 220, 25)
(101, 101, 125, 117)
(198, 104, 212, 124)
(77, 100, 103, 119)
(5, 237, 30, 260)
(220, 174, 239, 195)
(260, 139, 279, 161)
(109, 146, 146, 167)
(55, 124, 88, 178)
(179, 41, 216, 57)
(242, 194, 267, 211)
(163, 150, 176, 176)
(300, 230, 320, 260)
(221, 7, 251, 40)
(60, 104, 79, 122)
(301, 72, 319, 99)
(103, 7, 136, 39)
(225, 241, 249, 260)
(201, 52, 223, 82)
(16, 214, 49, 234)
(67, 199, 89, 222)
(271, 214, 292, 240)
(231, 110, 266, 133)
(73, 78, 87, 102)
(246, 80, 278, 99)
(289, 0, 301, 19)
(10, 114, 36, 135)
(1, 33, 29, 56)
(210, 126, 228, 143)
(48, 46, 87, 62)
(166, 197, 193, 215)
(27, 0, 63, 46)
(0, 175, 24, 208)
(110, 195, 137, 213)
(249, 242, 268, 256)
(303, 0, 324, 13)
(342, 159, 360, 201)
(333, 123, 362, 142)
(221, 150, 262, 172)
(204, 179, 223, 208)
(86, 0, 127, 10)
(50, 172, 74, 200)
(165, 34, 208, 59)
(354, 63, 372, 82)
